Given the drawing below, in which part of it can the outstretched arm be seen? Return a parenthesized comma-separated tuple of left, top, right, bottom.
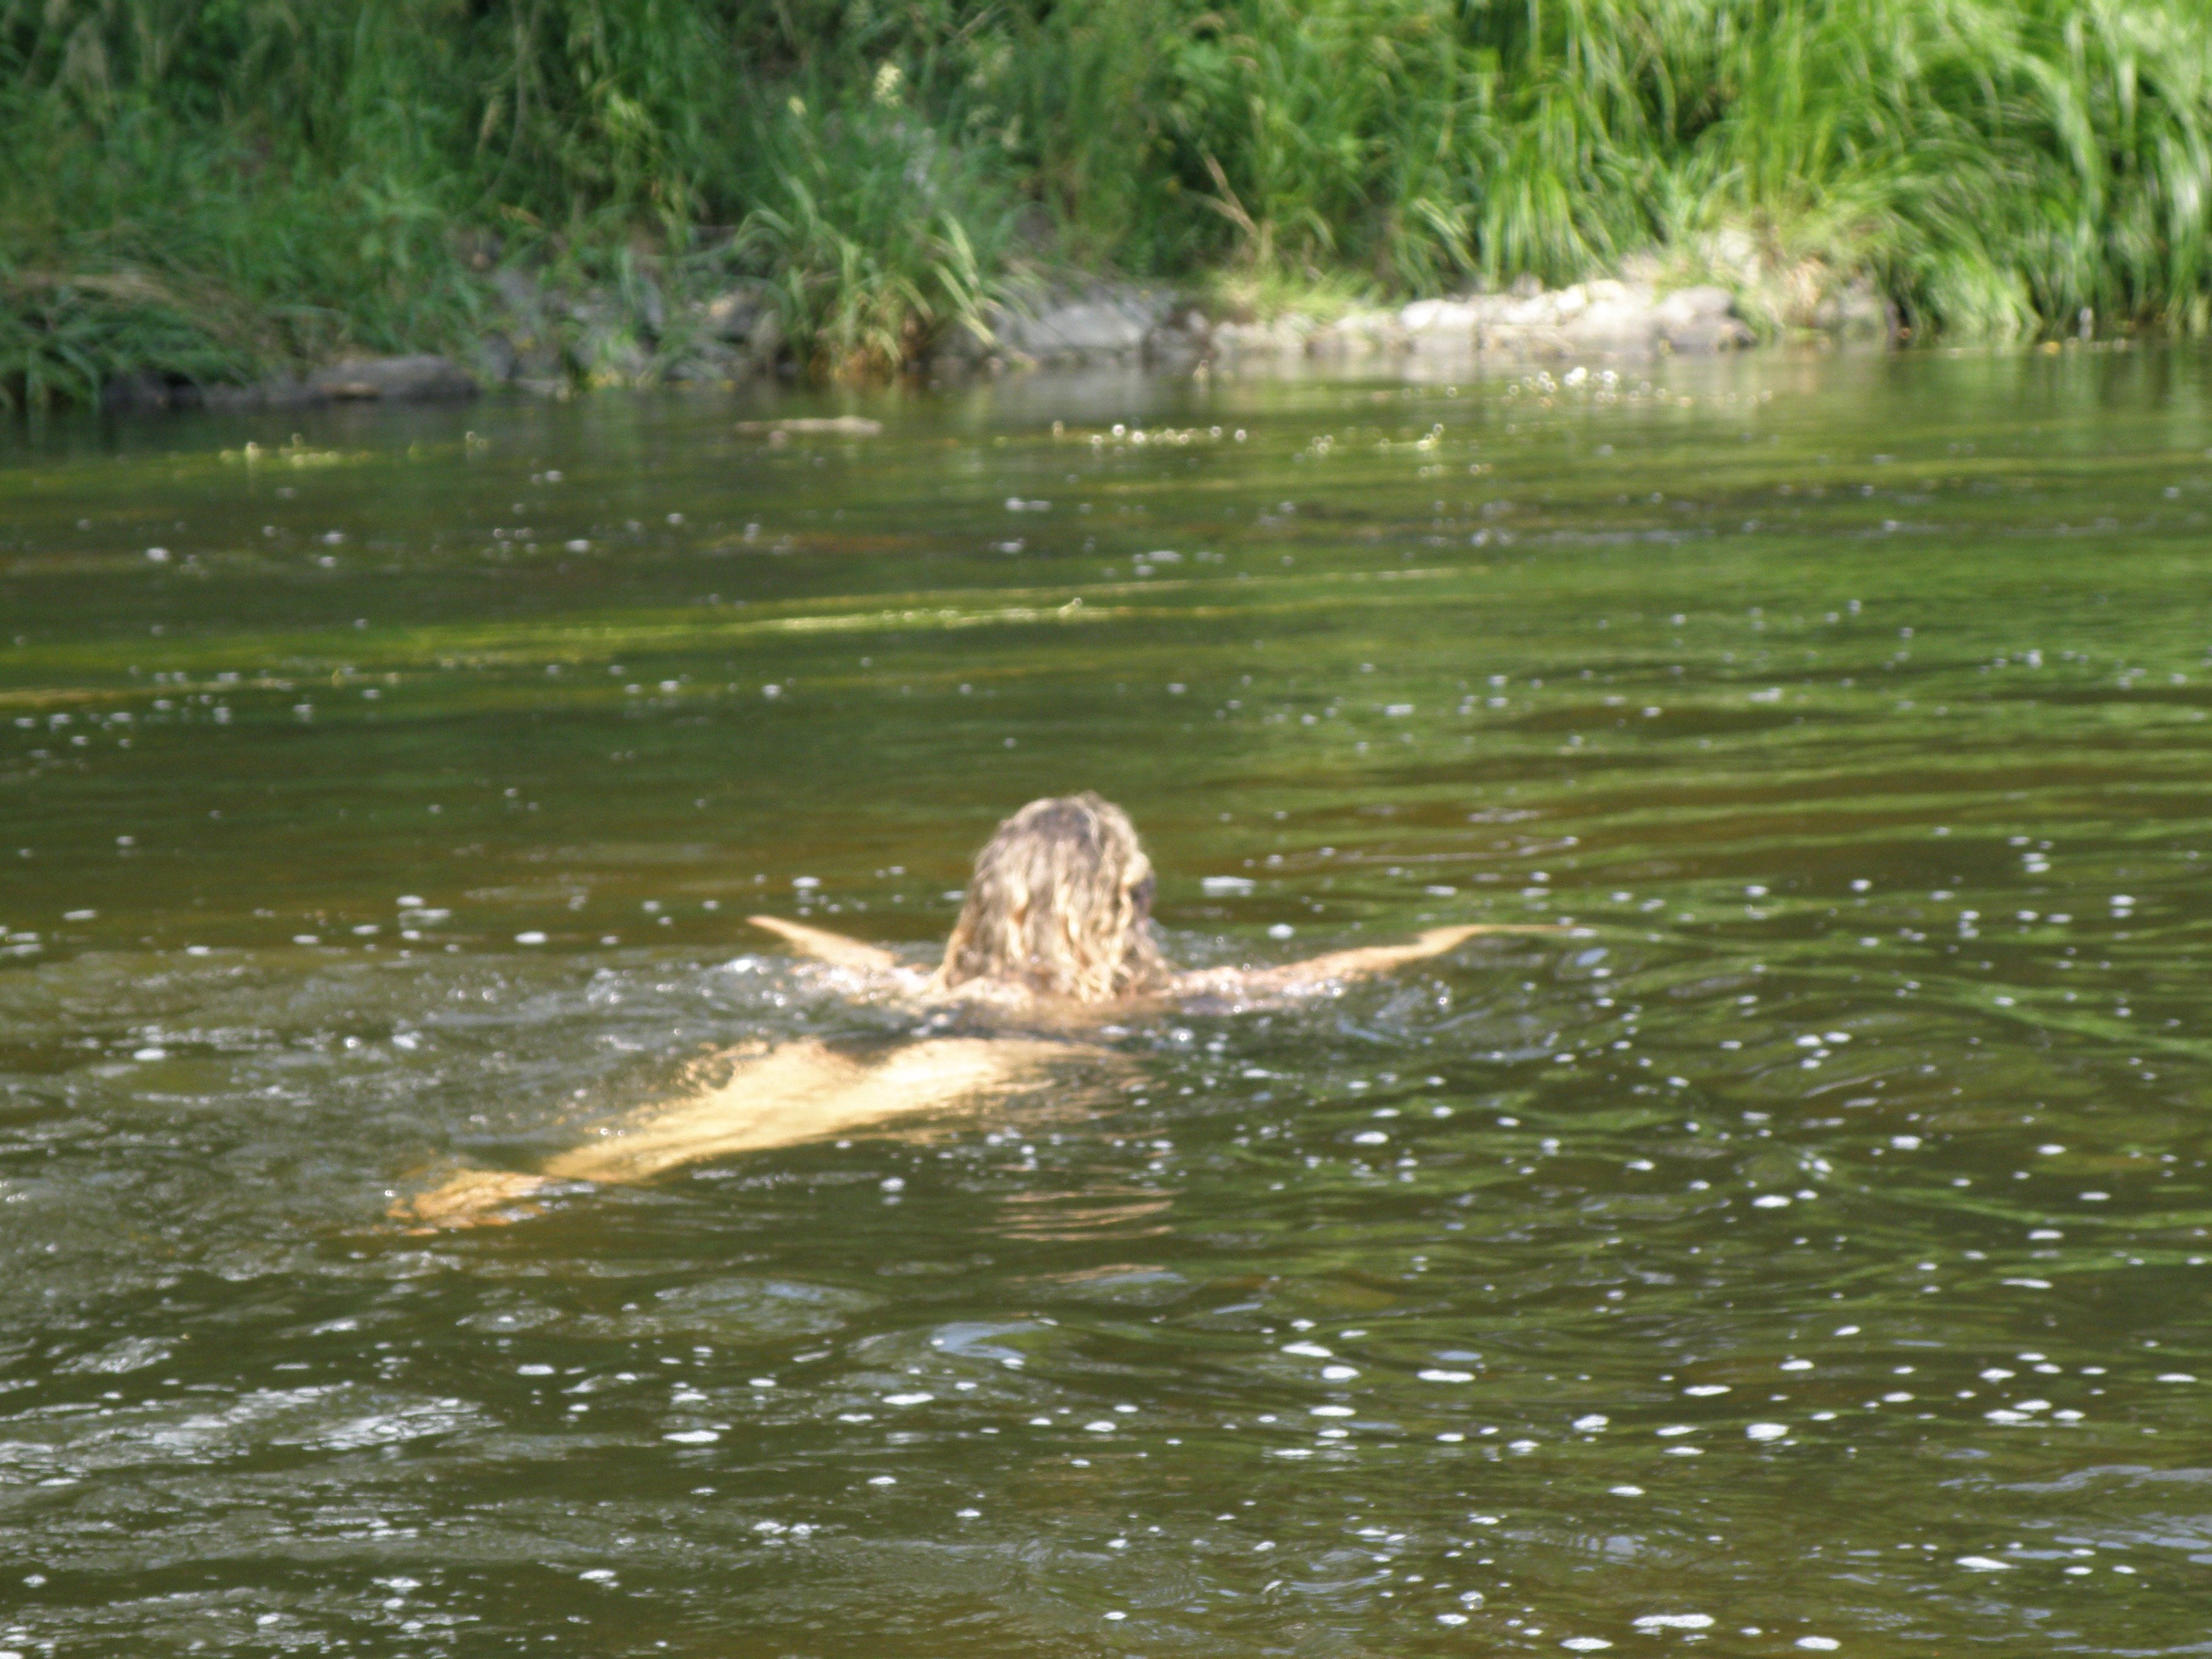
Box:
(1184, 922, 1560, 997)
(747, 914, 901, 973)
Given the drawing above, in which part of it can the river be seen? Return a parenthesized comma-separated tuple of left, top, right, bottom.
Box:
(4, 343, 2211, 1655)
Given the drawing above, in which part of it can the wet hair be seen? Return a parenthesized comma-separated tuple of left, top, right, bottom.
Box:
(935, 793, 1171, 1002)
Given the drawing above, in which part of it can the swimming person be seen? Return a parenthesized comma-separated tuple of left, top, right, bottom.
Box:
(393, 793, 1544, 1227)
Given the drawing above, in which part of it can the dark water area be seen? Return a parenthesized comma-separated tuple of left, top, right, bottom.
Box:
(5, 345, 2212, 1657)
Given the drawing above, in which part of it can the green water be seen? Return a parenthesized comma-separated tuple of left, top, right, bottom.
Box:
(5, 346, 2212, 1657)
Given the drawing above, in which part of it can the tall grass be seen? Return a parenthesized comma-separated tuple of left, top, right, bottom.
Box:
(2, 0, 2210, 403)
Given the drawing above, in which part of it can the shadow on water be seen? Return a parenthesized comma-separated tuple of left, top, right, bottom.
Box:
(5, 343, 2212, 1654)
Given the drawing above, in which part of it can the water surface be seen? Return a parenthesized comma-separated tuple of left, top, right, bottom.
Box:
(5, 345, 2212, 1656)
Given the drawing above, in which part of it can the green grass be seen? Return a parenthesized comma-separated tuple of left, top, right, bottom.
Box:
(2, 0, 2210, 404)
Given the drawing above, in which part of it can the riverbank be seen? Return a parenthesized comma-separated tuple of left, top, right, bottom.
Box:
(96, 260, 1889, 415)
(7, 0, 2209, 411)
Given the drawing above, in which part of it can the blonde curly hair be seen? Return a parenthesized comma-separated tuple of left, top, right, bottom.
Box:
(934, 793, 1171, 1002)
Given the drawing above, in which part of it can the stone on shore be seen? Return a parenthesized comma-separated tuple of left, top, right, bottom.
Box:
(972, 287, 1207, 367)
(1004, 298, 1149, 357)
(1244, 280, 1757, 364)
(1210, 314, 1316, 359)
(1652, 284, 1756, 352)
(306, 355, 477, 401)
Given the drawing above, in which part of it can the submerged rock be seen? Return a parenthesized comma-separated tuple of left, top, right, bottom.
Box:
(736, 416, 884, 438)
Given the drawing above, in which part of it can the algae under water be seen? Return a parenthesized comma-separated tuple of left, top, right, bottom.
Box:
(4, 347, 2212, 1655)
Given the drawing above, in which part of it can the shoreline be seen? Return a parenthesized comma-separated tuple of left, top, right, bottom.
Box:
(93, 267, 1899, 417)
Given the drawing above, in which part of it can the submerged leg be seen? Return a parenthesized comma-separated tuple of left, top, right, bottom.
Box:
(390, 1035, 1076, 1227)
(389, 1168, 555, 1230)
(544, 1036, 1073, 1182)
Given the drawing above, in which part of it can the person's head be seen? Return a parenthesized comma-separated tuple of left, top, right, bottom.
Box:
(936, 793, 1169, 1002)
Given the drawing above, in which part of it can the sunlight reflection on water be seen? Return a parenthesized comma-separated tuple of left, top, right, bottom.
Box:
(4, 346, 2212, 1652)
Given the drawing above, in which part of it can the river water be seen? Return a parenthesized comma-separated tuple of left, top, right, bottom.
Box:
(4, 344, 2211, 1656)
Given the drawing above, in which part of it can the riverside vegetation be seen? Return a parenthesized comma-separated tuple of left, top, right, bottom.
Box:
(3, 0, 2210, 406)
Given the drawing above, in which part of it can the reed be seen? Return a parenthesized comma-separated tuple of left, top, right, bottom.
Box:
(2, 0, 2208, 403)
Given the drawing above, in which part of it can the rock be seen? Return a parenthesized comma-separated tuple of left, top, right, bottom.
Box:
(1399, 298, 1480, 353)
(1143, 307, 1211, 366)
(1654, 285, 1754, 351)
(491, 267, 547, 320)
(700, 286, 769, 343)
(1814, 280, 1894, 341)
(1310, 309, 1410, 359)
(937, 314, 997, 365)
(1210, 315, 1315, 358)
(1654, 284, 1735, 324)
(106, 370, 343, 415)
(990, 287, 1178, 363)
(307, 355, 477, 401)
(1558, 280, 1660, 350)
(663, 340, 756, 384)
(1661, 312, 1756, 352)
(745, 308, 785, 363)
(474, 333, 520, 385)
(201, 375, 326, 412)
(736, 417, 883, 438)
(100, 372, 201, 413)
(574, 324, 652, 386)
(483, 267, 566, 381)
(1005, 300, 1146, 358)
(635, 275, 668, 339)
